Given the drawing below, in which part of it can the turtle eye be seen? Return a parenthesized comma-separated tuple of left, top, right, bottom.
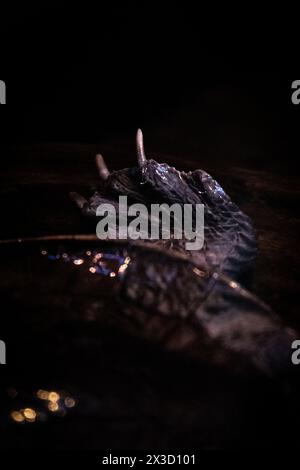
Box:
(154, 163, 169, 180)
(201, 173, 226, 203)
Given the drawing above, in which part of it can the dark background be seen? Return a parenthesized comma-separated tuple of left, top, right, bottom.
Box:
(0, 4, 300, 450)
(0, 4, 298, 167)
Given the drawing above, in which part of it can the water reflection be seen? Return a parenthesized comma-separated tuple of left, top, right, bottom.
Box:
(9, 387, 77, 425)
(5, 245, 131, 430)
(41, 248, 131, 278)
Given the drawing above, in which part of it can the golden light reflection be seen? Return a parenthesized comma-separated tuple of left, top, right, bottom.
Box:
(89, 266, 96, 274)
(23, 408, 37, 422)
(73, 259, 84, 266)
(11, 407, 38, 424)
(118, 256, 131, 274)
(110, 272, 116, 278)
(37, 389, 50, 400)
(39, 388, 77, 411)
(48, 391, 60, 403)
(10, 411, 25, 423)
(48, 402, 59, 412)
(10, 388, 77, 423)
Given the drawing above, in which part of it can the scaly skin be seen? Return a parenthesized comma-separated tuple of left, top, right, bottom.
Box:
(69, 131, 297, 376)
(70, 130, 257, 279)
